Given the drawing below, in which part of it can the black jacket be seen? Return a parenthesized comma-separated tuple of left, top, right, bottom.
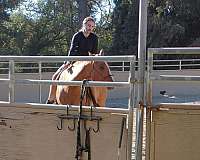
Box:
(68, 31, 98, 56)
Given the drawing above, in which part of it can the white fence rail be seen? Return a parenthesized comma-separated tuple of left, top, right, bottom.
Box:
(0, 56, 133, 73)
(1, 58, 200, 74)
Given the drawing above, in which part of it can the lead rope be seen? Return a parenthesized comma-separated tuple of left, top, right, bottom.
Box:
(118, 117, 126, 160)
(75, 80, 92, 160)
(75, 80, 87, 160)
(85, 129, 91, 160)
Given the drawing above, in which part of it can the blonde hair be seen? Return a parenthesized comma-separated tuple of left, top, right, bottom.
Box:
(82, 17, 95, 25)
(80, 17, 95, 31)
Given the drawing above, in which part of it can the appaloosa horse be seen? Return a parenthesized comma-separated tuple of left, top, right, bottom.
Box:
(56, 60, 113, 107)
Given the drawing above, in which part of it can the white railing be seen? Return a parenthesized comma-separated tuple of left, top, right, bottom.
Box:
(1, 58, 200, 74)
(0, 55, 135, 103)
(0, 61, 130, 73)
(147, 47, 200, 105)
(153, 59, 200, 70)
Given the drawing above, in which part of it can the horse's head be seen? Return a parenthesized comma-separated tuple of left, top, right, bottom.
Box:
(89, 49, 104, 56)
(91, 61, 114, 82)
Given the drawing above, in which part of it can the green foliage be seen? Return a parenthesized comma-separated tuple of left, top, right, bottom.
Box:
(111, 0, 139, 55)
(1, 0, 78, 56)
(111, 0, 200, 56)
(94, 0, 114, 54)
(0, 0, 115, 56)
(0, 0, 22, 21)
(0, 0, 24, 55)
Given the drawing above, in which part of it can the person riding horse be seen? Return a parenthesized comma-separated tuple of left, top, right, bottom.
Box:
(46, 17, 98, 104)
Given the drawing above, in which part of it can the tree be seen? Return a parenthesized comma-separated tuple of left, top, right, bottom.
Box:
(111, 0, 139, 55)
(76, 0, 88, 26)
(111, 0, 200, 57)
(1, 0, 79, 56)
(92, 0, 114, 53)
(0, 0, 24, 55)
(0, 0, 22, 22)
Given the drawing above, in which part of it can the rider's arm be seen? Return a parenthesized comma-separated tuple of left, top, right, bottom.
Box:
(68, 33, 80, 56)
(91, 34, 98, 55)
(64, 33, 80, 64)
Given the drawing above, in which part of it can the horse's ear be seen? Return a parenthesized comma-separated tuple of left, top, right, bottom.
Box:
(99, 49, 104, 56)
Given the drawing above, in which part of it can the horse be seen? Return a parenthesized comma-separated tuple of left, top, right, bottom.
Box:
(56, 60, 113, 107)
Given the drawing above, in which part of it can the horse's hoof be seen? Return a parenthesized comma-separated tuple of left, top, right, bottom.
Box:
(46, 100, 54, 104)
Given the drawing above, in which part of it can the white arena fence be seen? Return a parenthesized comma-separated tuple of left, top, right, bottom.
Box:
(0, 55, 135, 104)
(1, 57, 200, 74)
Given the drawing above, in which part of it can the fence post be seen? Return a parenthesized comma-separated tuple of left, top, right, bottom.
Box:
(127, 57, 136, 160)
(9, 60, 15, 103)
(39, 61, 42, 103)
(179, 60, 182, 70)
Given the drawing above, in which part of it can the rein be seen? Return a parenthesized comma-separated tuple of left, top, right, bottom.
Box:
(75, 80, 85, 160)
(75, 79, 102, 160)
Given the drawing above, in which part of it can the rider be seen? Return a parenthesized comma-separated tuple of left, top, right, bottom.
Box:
(46, 16, 98, 104)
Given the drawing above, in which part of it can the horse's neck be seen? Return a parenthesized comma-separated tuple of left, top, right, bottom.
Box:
(77, 61, 93, 79)
(61, 61, 92, 81)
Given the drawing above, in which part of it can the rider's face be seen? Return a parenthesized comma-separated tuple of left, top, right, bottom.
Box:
(84, 21, 95, 34)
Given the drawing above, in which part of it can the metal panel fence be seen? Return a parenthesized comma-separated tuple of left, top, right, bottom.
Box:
(1, 58, 200, 74)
